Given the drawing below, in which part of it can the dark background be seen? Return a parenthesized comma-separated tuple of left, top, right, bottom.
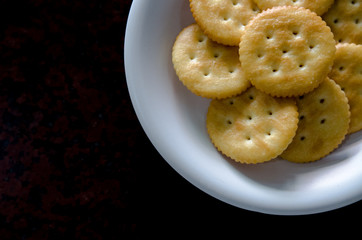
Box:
(0, 0, 360, 238)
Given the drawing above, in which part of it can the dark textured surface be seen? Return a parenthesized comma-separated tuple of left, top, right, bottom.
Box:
(0, 0, 135, 238)
(0, 0, 361, 237)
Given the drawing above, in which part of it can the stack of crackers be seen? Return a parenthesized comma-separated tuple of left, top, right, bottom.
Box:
(172, 0, 362, 164)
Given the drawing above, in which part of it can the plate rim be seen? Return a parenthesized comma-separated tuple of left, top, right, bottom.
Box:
(124, 0, 362, 215)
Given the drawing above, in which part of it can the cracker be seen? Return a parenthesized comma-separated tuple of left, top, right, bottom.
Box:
(172, 24, 250, 99)
(323, 0, 362, 44)
(329, 43, 362, 134)
(206, 87, 298, 164)
(254, 0, 334, 16)
(239, 6, 336, 97)
(280, 78, 350, 163)
(189, 0, 260, 46)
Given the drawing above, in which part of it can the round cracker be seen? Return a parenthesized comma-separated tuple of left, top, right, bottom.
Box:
(280, 78, 350, 163)
(239, 6, 336, 97)
(172, 24, 250, 99)
(254, 0, 334, 16)
(323, 0, 362, 44)
(189, 0, 260, 46)
(329, 43, 362, 134)
(207, 87, 298, 164)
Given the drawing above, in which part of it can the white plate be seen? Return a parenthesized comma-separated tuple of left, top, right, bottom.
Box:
(124, 0, 362, 215)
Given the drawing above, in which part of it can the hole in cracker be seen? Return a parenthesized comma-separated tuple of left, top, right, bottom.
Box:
(351, 0, 356, 4)
(272, 69, 278, 73)
(309, 45, 314, 49)
(299, 95, 304, 100)
(214, 53, 220, 58)
(339, 66, 344, 71)
(355, 19, 360, 24)
(292, 0, 297, 2)
(249, 95, 254, 100)
(292, 31, 298, 36)
(198, 36, 206, 43)
(338, 39, 343, 43)
(266, 132, 271, 136)
(250, 2, 260, 12)
(299, 115, 304, 120)
(247, 116, 252, 120)
(232, 0, 238, 6)
(257, 53, 263, 58)
(229, 69, 235, 74)
(266, 36, 272, 40)
(229, 100, 234, 105)
(320, 119, 326, 124)
(246, 136, 251, 141)
(223, 16, 230, 21)
(227, 120, 232, 125)
(282, 49, 288, 54)
(334, 19, 339, 24)
(320, 98, 325, 104)
(300, 136, 305, 141)
(299, 64, 304, 68)
(341, 87, 345, 91)
(204, 71, 210, 77)
(268, 111, 273, 116)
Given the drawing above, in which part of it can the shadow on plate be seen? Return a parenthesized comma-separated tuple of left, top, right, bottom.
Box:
(225, 132, 362, 191)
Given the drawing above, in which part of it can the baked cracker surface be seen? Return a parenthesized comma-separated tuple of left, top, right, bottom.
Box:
(254, 0, 334, 15)
(329, 43, 362, 134)
(280, 78, 350, 163)
(239, 6, 336, 97)
(172, 24, 250, 99)
(190, 0, 260, 46)
(323, 0, 362, 44)
(207, 87, 298, 164)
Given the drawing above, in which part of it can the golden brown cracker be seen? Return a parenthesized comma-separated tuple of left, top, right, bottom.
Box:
(329, 43, 362, 133)
(323, 0, 362, 44)
(207, 87, 298, 164)
(239, 6, 336, 97)
(189, 0, 260, 46)
(280, 78, 350, 163)
(254, 0, 334, 15)
(172, 24, 250, 99)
